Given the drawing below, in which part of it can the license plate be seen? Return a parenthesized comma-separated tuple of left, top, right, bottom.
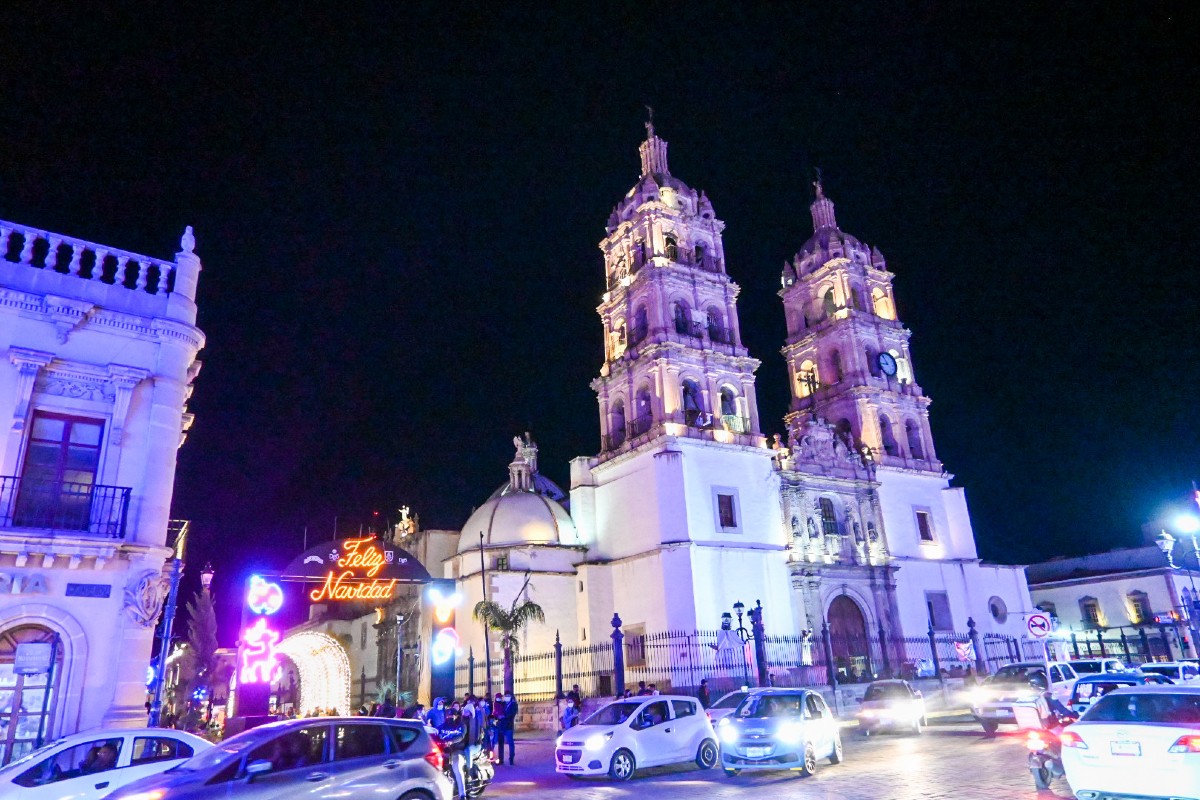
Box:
(1110, 740, 1141, 756)
(746, 747, 769, 758)
(561, 753, 576, 763)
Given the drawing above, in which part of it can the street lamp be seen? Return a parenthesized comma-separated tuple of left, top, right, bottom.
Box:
(1156, 520, 1200, 658)
(200, 563, 215, 592)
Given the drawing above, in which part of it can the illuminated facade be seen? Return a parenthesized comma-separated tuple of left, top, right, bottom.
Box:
(0, 220, 204, 762)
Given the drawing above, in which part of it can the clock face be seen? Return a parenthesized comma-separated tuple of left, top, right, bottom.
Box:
(878, 352, 898, 376)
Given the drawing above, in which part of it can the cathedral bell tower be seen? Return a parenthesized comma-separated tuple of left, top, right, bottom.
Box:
(779, 180, 940, 473)
(591, 121, 764, 454)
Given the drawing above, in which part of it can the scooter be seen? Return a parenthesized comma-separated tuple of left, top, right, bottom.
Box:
(435, 728, 495, 798)
(1025, 727, 1065, 790)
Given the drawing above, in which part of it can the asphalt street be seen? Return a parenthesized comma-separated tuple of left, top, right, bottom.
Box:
(488, 724, 1075, 800)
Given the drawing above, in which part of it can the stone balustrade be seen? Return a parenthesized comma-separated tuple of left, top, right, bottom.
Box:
(0, 219, 176, 296)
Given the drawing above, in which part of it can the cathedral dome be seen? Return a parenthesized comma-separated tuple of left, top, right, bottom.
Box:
(457, 435, 580, 554)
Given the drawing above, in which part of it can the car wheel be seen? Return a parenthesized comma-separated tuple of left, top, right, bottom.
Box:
(609, 748, 636, 781)
(911, 717, 923, 735)
(829, 736, 844, 765)
(1031, 765, 1052, 790)
(695, 739, 718, 769)
(799, 744, 817, 777)
(723, 767, 741, 777)
(981, 720, 998, 735)
(398, 791, 434, 800)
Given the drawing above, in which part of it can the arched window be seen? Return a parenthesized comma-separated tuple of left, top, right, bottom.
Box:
(818, 497, 839, 537)
(797, 360, 818, 397)
(719, 387, 737, 417)
(630, 305, 649, 344)
(682, 379, 704, 427)
(830, 350, 843, 383)
(632, 384, 653, 436)
(865, 347, 879, 377)
(905, 420, 923, 459)
(633, 240, 646, 270)
(1079, 596, 1104, 629)
(850, 287, 862, 311)
(673, 301, 691, 335)
(822, 288, 837, 319)
(609, 399, 626, 448)
(834, 418, 853, 443)
(879, 415, 898, 456)
(0, 625, 64, 763)
(694, 243, 707, 269)
(707, 306, 726, 343)
(1127, 590, 1152, 625)
(664, 235, 679, 262)
(872, 288, 894, 319)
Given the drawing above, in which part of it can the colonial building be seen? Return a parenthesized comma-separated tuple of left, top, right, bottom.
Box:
(0, 220, 204, 763)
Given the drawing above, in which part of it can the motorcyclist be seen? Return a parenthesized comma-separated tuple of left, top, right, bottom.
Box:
(1037, 690, 1077, 731)
(437, 706, 468, 800)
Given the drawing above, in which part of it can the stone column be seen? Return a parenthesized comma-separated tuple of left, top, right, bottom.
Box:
(103, 552, 171, 727)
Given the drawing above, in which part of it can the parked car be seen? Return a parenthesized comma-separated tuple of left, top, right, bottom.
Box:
(1069, 657, 1126, 675)
(718, 688, 843, 777)
(856, 679, 926, 735)
(969, 661, 1079, 733)
(1067, 671, 1173, 715)
(0, 727, 211, 800)
(706, 690, 749, 725)
(1061, 685, 1200, 799)
(555, 695, 715, 780)
(1138, 661, 1200, 684)
(107, 718, 452, 800)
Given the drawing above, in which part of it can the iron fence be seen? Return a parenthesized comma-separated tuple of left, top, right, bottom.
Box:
(0, 476, 130, 538)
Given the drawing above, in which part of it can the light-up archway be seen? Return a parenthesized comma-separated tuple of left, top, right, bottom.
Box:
(277, 631, 351, 715)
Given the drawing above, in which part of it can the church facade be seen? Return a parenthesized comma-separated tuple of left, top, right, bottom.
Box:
(446, 126, 1033, 680)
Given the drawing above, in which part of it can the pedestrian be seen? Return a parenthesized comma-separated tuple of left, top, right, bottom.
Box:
(567, 684, 582, 706)
(560, 698, 580, 731)
(636, 681, 650, 696)
(427, 697, 447, 729)
(374, 692, 397, 719)
(496, 692, 518, 765)
(697, 679, 711, 709)
(649, 683, 660, 696)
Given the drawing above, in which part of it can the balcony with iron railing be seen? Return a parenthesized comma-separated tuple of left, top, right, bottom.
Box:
(0, 476, 131, 538)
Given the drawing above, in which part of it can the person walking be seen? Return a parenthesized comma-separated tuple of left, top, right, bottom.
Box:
(697, 679, 711, 709)
(496, 693, 518, 765)
(567, 684, 582, 707)
(427, 697, 447, 729)
(560, 698, 580, 731)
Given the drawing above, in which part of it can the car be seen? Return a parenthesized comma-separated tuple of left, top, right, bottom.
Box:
(0, 727, 211, 800)
(1067, 671, 1173, 716)
(1070, 657, 1126, 675)
(554, 695, 716, 780)
(717, 688, 843, 777)
(1138, 661, 1200, 684)
(856, 679, 926, 735)
(1060, 685, 1200, 800)
(106, 717, 452, 800)
(706, 690, 749, 725)
(970, 661, 1079, 733)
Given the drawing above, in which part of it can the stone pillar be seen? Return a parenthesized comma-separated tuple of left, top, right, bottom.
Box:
(103, 553, 171, 727)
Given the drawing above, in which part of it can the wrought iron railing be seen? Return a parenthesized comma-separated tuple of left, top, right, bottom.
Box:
(0, 476, 130, 538)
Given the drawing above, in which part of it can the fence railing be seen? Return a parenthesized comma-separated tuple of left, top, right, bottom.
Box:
(0, 476, 130, 538)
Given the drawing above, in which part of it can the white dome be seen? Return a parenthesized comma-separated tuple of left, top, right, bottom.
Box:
(458, 488, 579, 553)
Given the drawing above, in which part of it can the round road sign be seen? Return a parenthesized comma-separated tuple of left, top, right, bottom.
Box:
(1026, 613, 1051, 639)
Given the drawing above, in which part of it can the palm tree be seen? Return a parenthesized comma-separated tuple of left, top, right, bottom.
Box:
(473, 573, 546, 694)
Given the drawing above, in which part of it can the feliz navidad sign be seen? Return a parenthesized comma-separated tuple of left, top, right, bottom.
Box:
(281, 535, 433, 602)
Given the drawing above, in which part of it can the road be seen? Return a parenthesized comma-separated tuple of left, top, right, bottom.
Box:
(489, 724, 1075, 800)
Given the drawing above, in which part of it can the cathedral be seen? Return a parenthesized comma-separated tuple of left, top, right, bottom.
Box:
(444, 124, 1033, 670)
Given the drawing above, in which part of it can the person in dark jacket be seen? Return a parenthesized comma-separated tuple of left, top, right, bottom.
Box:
(374, 692, 397, 719)
(697, 679, 711, 709)
(495, 693, 518, 765)
(427, 697, 447, 729)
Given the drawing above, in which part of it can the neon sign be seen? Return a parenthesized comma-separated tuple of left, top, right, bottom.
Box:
(309, 536, 400, 602)
(239, 618, 281, 684)
(246, 575, 284, 615)
(431, 628, 459, 665)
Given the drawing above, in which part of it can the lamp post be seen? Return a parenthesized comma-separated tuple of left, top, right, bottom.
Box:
(200, 563, 214, 593)
(148, 557, 186, 726)
(1157, 519, 1200, 658)
(732, 602, 750, 686)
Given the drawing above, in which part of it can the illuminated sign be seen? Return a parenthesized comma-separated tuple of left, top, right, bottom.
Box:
(309, 536, 401, 602)
(429, 584, 461, 665)
(432, 628, 459, 665)
(247, 575, 284, 615)
(239, 618, 281, 684)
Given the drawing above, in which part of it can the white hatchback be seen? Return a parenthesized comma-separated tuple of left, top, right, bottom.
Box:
(1138, 661, 1200, 684)
(0, 727, 211, 800)
(555, 695, 717, 780)
(1061, 685, 1200, 800)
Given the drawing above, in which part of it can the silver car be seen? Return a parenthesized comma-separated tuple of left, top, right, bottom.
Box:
(108, 718, 453, 800)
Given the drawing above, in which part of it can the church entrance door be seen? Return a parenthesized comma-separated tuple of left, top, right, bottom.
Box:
(828, 595, 872, 683)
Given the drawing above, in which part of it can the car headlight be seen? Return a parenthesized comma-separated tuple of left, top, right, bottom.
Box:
(116, 792, 165, 800)
(555, 735, 563, 747)
(968, 688, 989, 706)
(778, 721, 805, 745)
(718, 724, 739, 744)
(585, 732, 614, 751)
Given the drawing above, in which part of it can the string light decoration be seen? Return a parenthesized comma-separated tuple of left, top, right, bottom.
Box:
(277, 631, 352, 715)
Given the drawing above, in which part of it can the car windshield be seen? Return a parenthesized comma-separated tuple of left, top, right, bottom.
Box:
(169, 737, 256, 773)
(735, 694, 803, 718)
(1072, 661, 1103, 674)
(1085, 692, 1200, 723)
(0, 740, 64, 772)
(864, 683, 910, 702)
(583, 702, 643, 727)
(990, 665, 1048, 688)
(1140, 666, 1178, 678)
(712, 692, 747, 709)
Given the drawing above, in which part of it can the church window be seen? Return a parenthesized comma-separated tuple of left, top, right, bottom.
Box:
(879, 415, 899, 456)
(717, 494, 737, 528)
(1079, 597, 1104, 629)
(905, 420, 924, 459)
(664, 235, 679, 261)
(818, 498, 838, 537)
(834, 418, 852, 443)
(797, 360, 818, 397)
(850, 287, 862, 311)
(707, 306, 727, 343)
(609, 399, 627, 448)
(822, 288, 837, 319)
(682, 379, 704, 427)
(988, 596, 1008, 624)
(719, 387, 737, 417)
(926, 591, 954, 632)
(1126, 590, 1152, 625)
(673, 302, 691, 335)
(830, 351, 843, 383)
(694, 243, 707, 268)
(866, 348, 879, 377)
(914, 509, 935, 542)
(872, 288, 895, 319)
(633, 240, 646, 270)
(713, 487, 740, 531)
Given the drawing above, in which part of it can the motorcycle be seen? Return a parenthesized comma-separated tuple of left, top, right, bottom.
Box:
(435, 727, 495, 799)
(1015, 699, 1076, 790)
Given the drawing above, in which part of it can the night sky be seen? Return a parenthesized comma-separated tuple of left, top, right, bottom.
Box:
(1, 4, 1197, 638)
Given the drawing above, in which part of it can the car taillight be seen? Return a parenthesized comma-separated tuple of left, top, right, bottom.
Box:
(1169, 735, 1200, 754)
(1060, 730, 1087, 749)
(425, 744, 444, 770)
(1026, 731, 1047, 751)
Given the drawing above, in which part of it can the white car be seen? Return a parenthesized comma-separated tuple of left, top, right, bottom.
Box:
(1061, 685, 1200, 799)
(0, 727, 210, 800)
(555, 695, 717, 780)
(1070, 658, 1126, 675)
(706, 690, 749, 725)
(1138, 661, 1200, 683)
(970, 661, 1079, 733)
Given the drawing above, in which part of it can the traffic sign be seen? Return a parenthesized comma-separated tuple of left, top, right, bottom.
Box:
(1027, 613, 1052, 639)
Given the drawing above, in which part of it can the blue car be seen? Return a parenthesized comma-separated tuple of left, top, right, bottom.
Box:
(717, 688, 843, 777)
(1067, 670, 1172, 715)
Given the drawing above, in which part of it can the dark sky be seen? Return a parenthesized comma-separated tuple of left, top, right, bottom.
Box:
(2, 4, 1197, 631)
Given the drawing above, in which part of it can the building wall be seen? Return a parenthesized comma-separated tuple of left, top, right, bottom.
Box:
(891, 557, 1032, 637)
(1030, 570, 1183, 631)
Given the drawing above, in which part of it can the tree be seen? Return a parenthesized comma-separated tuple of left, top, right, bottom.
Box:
(473, 573, 545, 694)
(180, 589, 219, 719)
